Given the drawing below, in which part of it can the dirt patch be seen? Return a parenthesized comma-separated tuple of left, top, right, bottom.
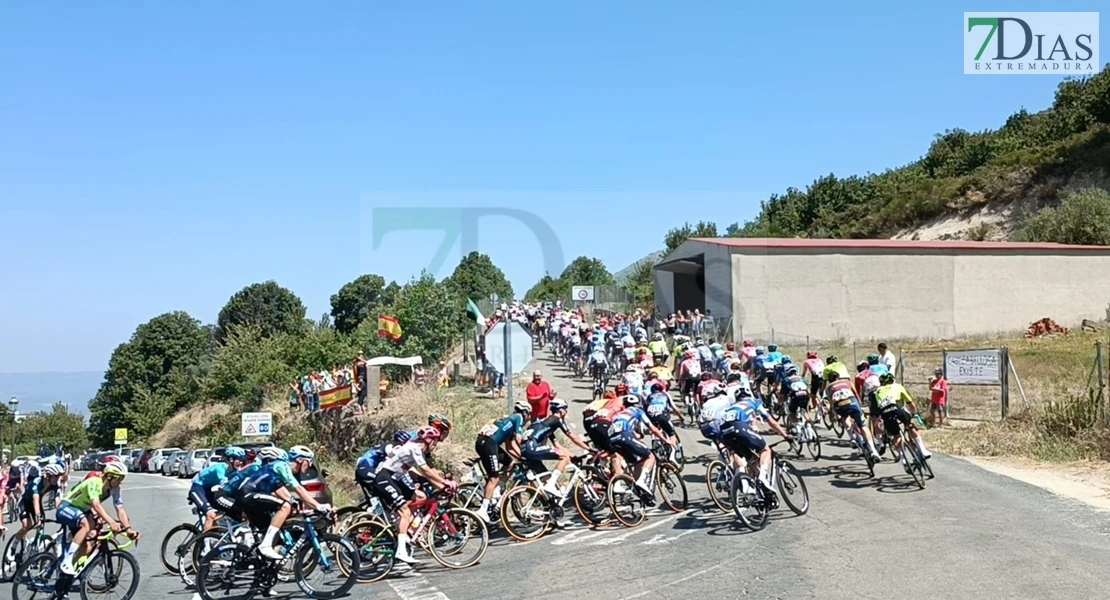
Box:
(961, 456, 1110, 513)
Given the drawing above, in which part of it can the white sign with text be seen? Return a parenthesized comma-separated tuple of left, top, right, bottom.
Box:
(241, 412, 273, 437)
(945, 349, 1002, 384)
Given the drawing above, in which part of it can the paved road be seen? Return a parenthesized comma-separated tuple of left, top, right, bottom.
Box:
(8, 350, 1110, 599)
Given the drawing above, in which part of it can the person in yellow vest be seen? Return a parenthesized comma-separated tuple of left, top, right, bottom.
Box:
(379, 375, 390, 398)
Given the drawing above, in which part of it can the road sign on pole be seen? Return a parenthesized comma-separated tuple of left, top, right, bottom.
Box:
(241, 412, 273, 437)
(571, 286, 595, 302)
(114, 428, 128, 445)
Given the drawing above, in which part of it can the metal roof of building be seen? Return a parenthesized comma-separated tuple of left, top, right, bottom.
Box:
(688, 237, 1110, 252)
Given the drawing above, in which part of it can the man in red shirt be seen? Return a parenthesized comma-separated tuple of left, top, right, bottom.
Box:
(526, 370, 555, 421)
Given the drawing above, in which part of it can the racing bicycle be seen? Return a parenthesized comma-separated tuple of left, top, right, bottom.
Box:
(730, 440, 809, 531)
(11, 528, 139, 600)
(606, 452, 688, 528)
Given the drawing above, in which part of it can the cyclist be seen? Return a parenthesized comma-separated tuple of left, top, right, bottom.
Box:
(719, 391, 791, 494)
(648, 333, 668, 366)
(802, 351, 825, 401)
(608, 395, 674, 499)
(621, 364, 644, 397)
(696, 339, 714, 373)
(583, 386, 627, 476)
(587, 343, 610, 383)
(521, 399, 592, 498)
(373, 427, 455, 563)
(699, 375, 740, 470)
(822, 355, 851, 384)
(473, 402, 530, 524)
(644, 383, 684, 462)
(678, 349, 702, 406)
(237, 446, 332, 560)
(867, 353, 890, 377)
(213, 449, 263, 519)
(355, 431, 412, 499)
(874, 373, 932, 465)
(5, 459, 24, 511)
(189, 445, 250, 533)
(740, 339, 757, 363)
(781, 362, 812, 430)
(57, 462, 136, 575)
(7, 463, 65, 550)
(827, 372, 880, 460)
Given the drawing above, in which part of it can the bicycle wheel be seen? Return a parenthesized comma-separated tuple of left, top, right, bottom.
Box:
(730, 474, 769, 531)
(776, 461, 809, 516)
(656, 463, 688, 512)
(195, 543, 254, 600)
(454, 483, 484, 512)
(572, 470, 611, 526)
(606, 474, 646, 528)
(427, 508, 488, 569)
(673, 443, 686, 473)
(293, 533, 358, 599)
(79, 550, 141, 600)
(905, 441, 926, 490)
(182, 529, 229, 588)
(820, 406, 834, 430)
(705, 460, 734, 512)
(922, 453, 935, 480)
(340, 518, 395, 583)
(862, 440, 876, 478)
(10, 551, 58, 600)
(499, 485, 552, 542)
(831, 414, 845, 438)
(1, 533, 27, 580)
(805, 427, 822, 461)
(159, 522, 198, 575)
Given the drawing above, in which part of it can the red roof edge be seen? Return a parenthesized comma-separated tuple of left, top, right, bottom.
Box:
(688, 237, 1110, 252)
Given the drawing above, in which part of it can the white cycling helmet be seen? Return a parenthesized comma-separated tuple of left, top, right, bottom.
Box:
(258, 447, 286, 462)
(103, 462, 127, 478)
(43, 463, 65, 477)
(11, 459, 23, 468)
(288, 445, 315, 462)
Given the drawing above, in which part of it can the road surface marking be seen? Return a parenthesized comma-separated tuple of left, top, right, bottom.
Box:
(591, 513, 681, 546)
(550, 528, 609, 545)
(616, 549, 753, 600)
(389, 576, 452, 600)
(640, 529, 697, 545)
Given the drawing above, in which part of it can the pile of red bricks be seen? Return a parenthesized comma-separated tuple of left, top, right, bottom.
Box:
(1024, 317, 1070, 338)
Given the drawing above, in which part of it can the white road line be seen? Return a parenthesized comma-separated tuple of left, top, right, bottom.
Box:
(550, 529, 609, 546)
(389, 576, 452, 600)
(591, 513, 681, 546)
(616, 549, 752, 600)
(640, 529, 697, 545)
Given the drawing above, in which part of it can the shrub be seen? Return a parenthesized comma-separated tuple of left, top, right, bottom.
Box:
(1014, 187, 1110, 245)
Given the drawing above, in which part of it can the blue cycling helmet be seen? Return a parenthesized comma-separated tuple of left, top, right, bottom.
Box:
(755, 347, 766, 356)
(782, 355, 793, 365)
(225, 446, 247, 460)
(394, 430, 413, 445)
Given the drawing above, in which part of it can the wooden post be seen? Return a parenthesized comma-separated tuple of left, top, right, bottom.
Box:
(1097, 341, 1107, 424)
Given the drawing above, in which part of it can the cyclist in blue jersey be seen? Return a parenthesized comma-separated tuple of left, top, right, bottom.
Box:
(766, 344, 784, 365)
(189, 446, 251, 533)
(474, 402, 530, 522)
(355, 430, 412, 498)
(719, 394, 791, 493)
(7, 463, 65, 549)
(644, 383, 684, 461)
(608, 395, 674, 499)
(213, 451, 262, 518)
(237, 446, 331, 560)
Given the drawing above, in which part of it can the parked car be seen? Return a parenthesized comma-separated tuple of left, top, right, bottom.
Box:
(297, 462, 333, 505)
(138, 450, 153, 472)
(205, 447, 226, 468)
(162, 451, 185, 476)
(126, 448, 144, 470)
(182, 449, 209, 478)
(148, 448, 180, 473)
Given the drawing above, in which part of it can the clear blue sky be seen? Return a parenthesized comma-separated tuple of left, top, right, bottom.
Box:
(0, 1, 1095, 373)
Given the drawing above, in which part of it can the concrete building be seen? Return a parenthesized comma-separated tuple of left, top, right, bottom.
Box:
(653, 237, 1110, 342)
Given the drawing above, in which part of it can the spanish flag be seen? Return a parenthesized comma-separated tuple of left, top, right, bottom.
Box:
(378, 314, 402, 341)
(319, 385, 353, 410)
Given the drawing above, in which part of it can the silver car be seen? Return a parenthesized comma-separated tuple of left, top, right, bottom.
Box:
(162, 451, 185, 476)
(182, 449, 209, 478)
(149, 447, 181, 473)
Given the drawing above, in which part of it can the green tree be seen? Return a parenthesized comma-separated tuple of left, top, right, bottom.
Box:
(624, 258, 656, 310)
(123, 384, 175, 440)
(1014, 187, 1110, 246)
(447, 251, 513, 304)
(329, 274, 396, 335)
(18, 403, 89, 454)
(388, 272, 466, 362)
(217, 281, 307, 341)
(204, 325, 295, 411)
(560, 256, 614, 286)
(523, 274, 569, 302)
(663, 221, 719, 254)
(87, 311, 208, 446)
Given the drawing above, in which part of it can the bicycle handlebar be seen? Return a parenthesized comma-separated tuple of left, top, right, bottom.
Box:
(97, 530, 137, 550)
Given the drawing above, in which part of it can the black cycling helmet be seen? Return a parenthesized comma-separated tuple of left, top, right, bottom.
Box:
(827, 371, 840, 382)
(650, 383, 664, 393)
(826, 355, 838, 364)
(726, 372, 743, 383)
(879, 372, 895, 385)
(700, 371, 712, 381)
(857, 360, 869, 372)
(867, 353, 880, 365)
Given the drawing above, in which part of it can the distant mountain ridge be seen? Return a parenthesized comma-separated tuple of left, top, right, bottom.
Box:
(613, 250, 664, 284)
(0, 372, 100, 415)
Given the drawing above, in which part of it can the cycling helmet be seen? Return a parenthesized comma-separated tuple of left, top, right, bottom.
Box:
(857, 360, 869, 372)
(103, 454, 122, 464)
(225, 446, 247, 460)
(726, 372, 743, 383)
(755, 348, 765, 356)
(879, 373, 895, 385)
(726, 342, 736, 351)
(10, 459, 22, 468)
(43, 463, 65, 477)
(625, 365, 636, 373)
(103, 462, 127, 478)
(258, 447, 286, 462)
(394, 430, 413, 445)
(428, 413, 453, 433)
(867, 353, 880, 365)
(782, 355, 793, 365)
(550, 399, 568, 412)
(786, 365, 799, 376)
(743, 339, 753, 347)
(417, 426, 442, 442)
(826, 355, 838, 364)
(622, 394, 640, 406)
(767, 344, 777, 352)
(513, 401, 532, 415)
(650, 383, 664, 393)
(653, 332, 663, 340)
(827, 371, 840, 382)
(807, 351, 817, 359)
(615, 383, 629, 394)
(700, 371, 712, 381)
(289, 445, 315, 462)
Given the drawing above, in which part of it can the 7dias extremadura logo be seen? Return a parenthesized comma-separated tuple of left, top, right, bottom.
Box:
(965, 12, 1099, 74)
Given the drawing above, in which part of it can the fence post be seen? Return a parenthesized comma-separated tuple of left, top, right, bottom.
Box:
(1097, 341, 1107, 424)
(806, 336, 810, 351)
(852, 342, 857, 370)
(771, 328, 775, 345)
(897, 349, 904, 385)
(1000, 347, 1010, 419)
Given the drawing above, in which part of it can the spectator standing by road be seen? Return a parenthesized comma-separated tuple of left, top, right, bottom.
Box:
(526, 370, 554, 422)
(877, 342, 897, 374)
(929, 368, 949, 427)
(288, 381, 302, 411)
(356, 353, 369, 412)
(701, 309, 715, 337)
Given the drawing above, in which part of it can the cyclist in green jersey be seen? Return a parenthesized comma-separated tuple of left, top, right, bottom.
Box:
(57, 461, 136, 575)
